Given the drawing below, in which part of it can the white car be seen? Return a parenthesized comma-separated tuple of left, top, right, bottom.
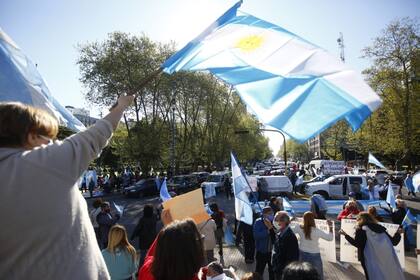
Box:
(304, 174, 368, 199)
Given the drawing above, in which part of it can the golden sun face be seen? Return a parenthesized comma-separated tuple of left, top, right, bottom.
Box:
(235, 35, 264, 52)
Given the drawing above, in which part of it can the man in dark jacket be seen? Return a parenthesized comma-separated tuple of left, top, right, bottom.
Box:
(270, 211, 299, 279)
(253, 207, 274, 280)
(131, 204, 157, 266)
(96, 202, 120, 249)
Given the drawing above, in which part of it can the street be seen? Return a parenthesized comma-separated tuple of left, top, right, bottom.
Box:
(86, 189, 420, 280)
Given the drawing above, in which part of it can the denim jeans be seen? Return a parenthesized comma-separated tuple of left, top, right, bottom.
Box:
(299, 251, 323, 279)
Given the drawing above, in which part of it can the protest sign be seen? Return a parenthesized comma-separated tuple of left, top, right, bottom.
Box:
(417, 219, 420, 270)
(162, 188, 210, 224)
(292, 218, 336, 263)
(340, 219, 405, 268)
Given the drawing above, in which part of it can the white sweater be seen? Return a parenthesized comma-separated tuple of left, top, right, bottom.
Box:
(291, 224, 333, 254)
(0, 119, 113, 280)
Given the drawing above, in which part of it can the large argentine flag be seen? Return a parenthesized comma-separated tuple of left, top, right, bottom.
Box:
(162, 1, 382, 142)
(368, 152, 385, 169)
(231, 152, 253, 225)
(0, 28, 85, 131)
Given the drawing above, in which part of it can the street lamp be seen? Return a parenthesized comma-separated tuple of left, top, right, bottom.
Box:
(235, 129, 288, 174)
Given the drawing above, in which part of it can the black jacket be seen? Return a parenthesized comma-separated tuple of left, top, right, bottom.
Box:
(345, 223, 401, 264)
(131, 215, 157, 250)
(270, 227, 299, 275)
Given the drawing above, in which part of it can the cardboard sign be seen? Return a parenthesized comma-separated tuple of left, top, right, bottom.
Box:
(162, 188, 210, 224)
(292, 218, 336, 263)
(339, 219, 405, 268)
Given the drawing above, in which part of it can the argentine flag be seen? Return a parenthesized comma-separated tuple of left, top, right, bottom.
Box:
(159, 178, 172, 202)
(386, 181, 396, 209)
(162, 1, 382, 142)
(231, 152, 253, 225)
(368, 152, 385, 169)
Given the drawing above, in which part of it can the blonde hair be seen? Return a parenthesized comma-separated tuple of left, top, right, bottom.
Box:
(107, 224, 137, 261)
(0, 102, 58, 147)
(301, 211, 316, 240)
(356, 212, 377, 228)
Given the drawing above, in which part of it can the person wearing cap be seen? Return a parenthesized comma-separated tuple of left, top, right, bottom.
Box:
(97, 201, 120, 249)
(271, 211, 299, 279)
(253, 206, 275, 280)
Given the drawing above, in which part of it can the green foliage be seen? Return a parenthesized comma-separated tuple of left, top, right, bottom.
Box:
(77, 32, 271, 172)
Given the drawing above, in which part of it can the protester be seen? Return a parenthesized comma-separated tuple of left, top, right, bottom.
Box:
(269, 196, 283, 214)
(367, 206, 384, 222)
(380, 199, 410, 250)
(97, 201, 121, 249)
(281, 261, 320, 280)
(198, 217, 217, 264)
(0, 95, 134, 279)
(138, 218, 204, 280)
(102, 225, 138, 280)
(404, 172, 416, 197)
(86, 165, 98, 198)
(89, 198, 103, 242)
(210, 203, 226, 258)
(339, 212, 403, 280)
(310, 194, 327, 220)
(342, 192, 364, 211)
(131, 204, 157, 267)
(290, 212, 333, 279)
(205, 261, 235, 280)
(271, 211, 299, 279)
(253, 206, 274, 280)
(241, 272, 263, 280)
(224, 176, 233, 200)
(367, 180, 380, 200)
(240, 220, 256, 263)
(337, 201, 360, 221)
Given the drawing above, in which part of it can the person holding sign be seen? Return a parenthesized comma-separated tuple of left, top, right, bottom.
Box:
(0, 95, 134, 279)
(291, 212, 333, 279)
(339, 212, 404, 280)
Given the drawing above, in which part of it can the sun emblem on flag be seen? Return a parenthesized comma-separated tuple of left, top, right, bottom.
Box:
(235, 35, 264, 52)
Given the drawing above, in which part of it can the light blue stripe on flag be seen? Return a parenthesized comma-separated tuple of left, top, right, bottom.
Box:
(162, 1, 382, 142)
(159, 178, 172, 202)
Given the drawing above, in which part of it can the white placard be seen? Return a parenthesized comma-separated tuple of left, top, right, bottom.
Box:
(292, 218, 336, 263)
(339, 219, 405, 269)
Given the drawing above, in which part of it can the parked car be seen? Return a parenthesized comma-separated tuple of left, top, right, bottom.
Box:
(191, 172, 210, 184)
(201, 172, 230, 193)
(257, 175, 293, 200)
(304, 174, 368, 199)
(123, 178, 158, 198)
(167, 175, 199, 194)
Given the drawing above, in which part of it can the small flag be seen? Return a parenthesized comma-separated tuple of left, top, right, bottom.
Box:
(283, 197, 295, 216)
(159, 178, 172, 202)
(231, 152, 253, 225)
(402, 209, 417, 227)
(386, 182, 396, 209)
(113, 202, 124, 217)
(368, 152, 385, 169)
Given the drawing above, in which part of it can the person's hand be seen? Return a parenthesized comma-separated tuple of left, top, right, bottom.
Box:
(161, 209, 173, 226)
(263, 218, 273, 230)
(339, 229, 347, 236)
(397, 227, 404, 234)
(111, 94, 135, 111)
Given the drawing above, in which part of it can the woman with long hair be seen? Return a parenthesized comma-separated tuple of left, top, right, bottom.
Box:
(102, 224, 138, 280)
(139, 218, 205, 280)
(291, 212, 333, 279)
(340, 212, 404, 280)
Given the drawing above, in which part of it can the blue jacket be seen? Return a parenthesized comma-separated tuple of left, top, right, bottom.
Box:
(253, 217, 271, 253)
(102, 248, 137, 280)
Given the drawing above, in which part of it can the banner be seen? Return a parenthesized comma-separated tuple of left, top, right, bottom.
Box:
(162, 188, 210, 224)
(292, 218, 336, 263)
(340, 219, 405, 268)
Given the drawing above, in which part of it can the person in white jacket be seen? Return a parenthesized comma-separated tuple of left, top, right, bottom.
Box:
(198, 218, 217, 264)
(291, 211, 333, 280)
(0, 94, 134, 279)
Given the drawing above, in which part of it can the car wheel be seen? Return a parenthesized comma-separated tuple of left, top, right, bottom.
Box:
(314, 191, 329, 200)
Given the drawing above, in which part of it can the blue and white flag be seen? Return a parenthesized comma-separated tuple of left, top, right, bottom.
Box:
(155, 176, 161, 190)
(231, 152, 253, 225)
(402, 209, 417, 226)
(162, 1, 382, 142)
(386, 182, 396, 209)
(283, 197, 295, 216)
(413, 171, 420, 193)
(0, 28, 85, 131)
(368, 152, 385, 169)
(402, 209, 417, 246)
(113, 202, 124, 217)
(159, 178, 172, 202)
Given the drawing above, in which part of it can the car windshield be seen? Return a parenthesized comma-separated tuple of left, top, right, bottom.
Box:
(208, 175, 222, 182)
(325, 176, 339, 183)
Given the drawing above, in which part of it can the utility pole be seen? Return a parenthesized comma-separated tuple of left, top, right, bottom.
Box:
(337, 32, 345, 63)
(170, 89, 177, 177)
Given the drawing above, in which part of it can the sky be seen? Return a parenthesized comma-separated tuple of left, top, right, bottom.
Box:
(1, 0, 419, 155)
